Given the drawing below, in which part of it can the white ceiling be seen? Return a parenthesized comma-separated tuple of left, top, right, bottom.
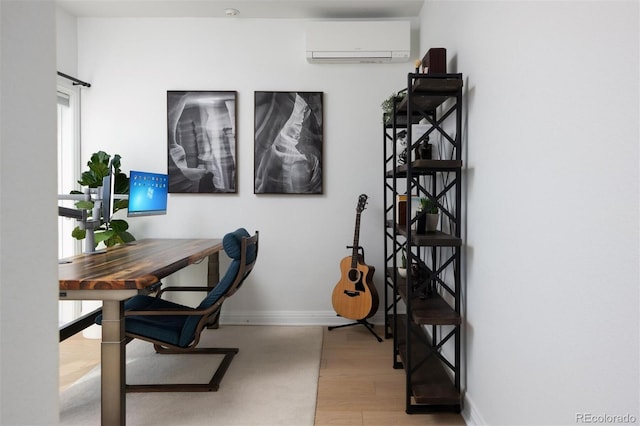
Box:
(56, 0, 424, 19)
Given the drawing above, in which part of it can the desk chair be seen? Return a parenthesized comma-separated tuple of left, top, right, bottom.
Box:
(96, 228, 258, 392)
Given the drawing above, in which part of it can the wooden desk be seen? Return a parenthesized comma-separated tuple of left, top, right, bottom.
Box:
(59, 238, 223, 426)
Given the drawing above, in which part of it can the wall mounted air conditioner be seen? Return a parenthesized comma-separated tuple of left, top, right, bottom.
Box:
(305, 21, 410, 63)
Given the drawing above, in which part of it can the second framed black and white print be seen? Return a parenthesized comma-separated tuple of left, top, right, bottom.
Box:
(167, 91, 237, 193)
(254, 91, 323, 194)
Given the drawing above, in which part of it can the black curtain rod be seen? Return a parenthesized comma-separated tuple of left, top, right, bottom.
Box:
(57, 71, 91, 88)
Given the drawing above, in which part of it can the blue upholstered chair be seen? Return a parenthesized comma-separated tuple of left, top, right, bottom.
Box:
(97, 228, 259, 392)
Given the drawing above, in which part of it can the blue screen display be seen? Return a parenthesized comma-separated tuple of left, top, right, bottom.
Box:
(127, 170, 168, 217)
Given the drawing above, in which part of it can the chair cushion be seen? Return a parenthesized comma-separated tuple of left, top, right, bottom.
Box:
(196, 261, 240, 311)
(195, 227, 253, 310)
(223, 228, 250, 259)
(127, 296, 197, 347)
(180, 228, 252, 344)
(96, 295, 197, 347)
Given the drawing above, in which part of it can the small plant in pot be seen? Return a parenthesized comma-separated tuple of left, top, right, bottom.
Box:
(398, 248, 407, 278)
(381, 93, 395, 124)
(381, 89, 407, 125)
(417, 197, 439, 234)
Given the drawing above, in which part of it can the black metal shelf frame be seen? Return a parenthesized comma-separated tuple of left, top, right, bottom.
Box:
(382, 73, 463, 414)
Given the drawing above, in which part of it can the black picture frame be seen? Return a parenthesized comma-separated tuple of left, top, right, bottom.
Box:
(167, 90, 237, 193)
(254, 91, 323, 194)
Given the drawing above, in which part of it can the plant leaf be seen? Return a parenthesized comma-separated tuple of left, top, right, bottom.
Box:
(113, 199, 129, 211)
(71, 226, 86, 240)
(78, 170, 102, 188)
(114, 171, 129, 195)
(90, 151, 110, 167)
(75, 200, 94, 210)
(109, 219, 129, 233)
(111, 154, 122, 174)
(119, 231, 136, 243)
(95, 230, 116, 245)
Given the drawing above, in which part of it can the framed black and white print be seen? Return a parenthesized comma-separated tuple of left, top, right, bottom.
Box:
(167, 91, 237, 193)
(254, 91, 323, 194)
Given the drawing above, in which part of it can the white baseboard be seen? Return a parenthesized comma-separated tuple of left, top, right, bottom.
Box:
(463, 392, 486, 426)
(220, 310, 385, 326)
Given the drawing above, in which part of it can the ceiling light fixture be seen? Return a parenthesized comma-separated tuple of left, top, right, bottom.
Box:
(224, 8, 240, 16)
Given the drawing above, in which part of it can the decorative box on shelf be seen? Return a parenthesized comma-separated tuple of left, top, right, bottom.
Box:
(422, 48, 447, 74)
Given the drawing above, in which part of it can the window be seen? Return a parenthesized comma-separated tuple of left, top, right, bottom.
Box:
(57, 82, 81, 325)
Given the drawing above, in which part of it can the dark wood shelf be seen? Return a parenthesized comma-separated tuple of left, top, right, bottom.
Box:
(396, 315, 461, 408)
(396, 283, 460, 325)
(385, 220, 462, 248)
(396, 74, 463, 114)
(386, 160, 462, 178)
(384, 113, 423, 127)
(397, 96, 448, 113)
(412, 75, 464, 94)
(396, 228, 462, 247)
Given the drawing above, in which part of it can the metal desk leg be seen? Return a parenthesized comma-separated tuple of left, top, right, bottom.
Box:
(101, 300, 126, 426)
(207, 252, 220, 288)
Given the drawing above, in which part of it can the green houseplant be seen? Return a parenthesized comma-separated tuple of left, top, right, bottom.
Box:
(398, 248, 407, 278)
(419, 197, 438, 214)
(381, 89, 407, 124)
(381, 93, 396, 124)
(417, 197, 439, 234)
(71, 151, 135, 248)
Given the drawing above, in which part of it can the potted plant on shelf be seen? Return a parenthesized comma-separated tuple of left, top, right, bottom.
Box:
(381, 93, 394, 123)
(417, 197, 439, 234)
(381, 89, 407, 124)
(70, 151, 135, 248)
(398, 248, 407, 278)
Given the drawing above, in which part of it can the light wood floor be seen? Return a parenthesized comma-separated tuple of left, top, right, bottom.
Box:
(59, 331, 102, 392)
(317, 325, 465, 426)
(59, 325, 465, 426)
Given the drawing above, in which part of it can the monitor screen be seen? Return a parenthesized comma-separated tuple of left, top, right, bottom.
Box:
(127, 170, 169, 217)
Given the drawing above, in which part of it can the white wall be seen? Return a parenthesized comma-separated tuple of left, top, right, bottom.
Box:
(56, 6, 77, 76)
(0, 1, 59, 424)
(76, 17, 418, 324)
(419, 1, 639, 425)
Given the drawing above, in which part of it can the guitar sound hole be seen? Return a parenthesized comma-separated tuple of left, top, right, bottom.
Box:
(348, 268, 366, 292)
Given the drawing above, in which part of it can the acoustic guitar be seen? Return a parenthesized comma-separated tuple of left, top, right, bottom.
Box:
(331, 194, 379, 321)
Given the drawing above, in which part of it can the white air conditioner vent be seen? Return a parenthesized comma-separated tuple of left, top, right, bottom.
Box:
(305, 21, 410, 64)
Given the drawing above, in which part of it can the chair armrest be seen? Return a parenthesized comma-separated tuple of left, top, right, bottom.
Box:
(160, 286, 210, 293)
(124, 309, 198, 317)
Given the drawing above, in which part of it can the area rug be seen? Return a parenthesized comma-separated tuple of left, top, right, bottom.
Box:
(60, 326, 323, 425)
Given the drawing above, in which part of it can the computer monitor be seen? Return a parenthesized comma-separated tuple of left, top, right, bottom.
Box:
(101, 172, 113, 225)
(127, 170, 169, 217)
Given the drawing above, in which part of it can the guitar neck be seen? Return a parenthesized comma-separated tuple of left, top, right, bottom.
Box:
(351, 212, 361, 268)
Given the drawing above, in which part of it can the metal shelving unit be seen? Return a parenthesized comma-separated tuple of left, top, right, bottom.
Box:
(383, 73, 463, 413)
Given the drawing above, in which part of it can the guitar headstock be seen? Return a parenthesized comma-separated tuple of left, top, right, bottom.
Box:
(357, 194, 368, 213)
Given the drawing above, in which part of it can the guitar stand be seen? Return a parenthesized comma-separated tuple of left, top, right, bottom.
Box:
(347, 245, 365, 261)
(328, 318, 383, 343)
